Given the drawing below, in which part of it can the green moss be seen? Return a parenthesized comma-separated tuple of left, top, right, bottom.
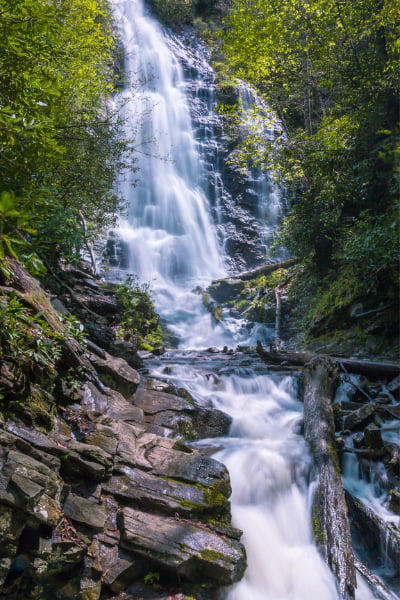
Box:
(200, 548, 225, 562)
(311, 516, 327, 546)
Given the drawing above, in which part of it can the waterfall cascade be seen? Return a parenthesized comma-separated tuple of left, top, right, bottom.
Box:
(110, 2, 399, 599)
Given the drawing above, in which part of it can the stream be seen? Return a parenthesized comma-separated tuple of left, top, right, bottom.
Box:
(110, 1, 398, 598)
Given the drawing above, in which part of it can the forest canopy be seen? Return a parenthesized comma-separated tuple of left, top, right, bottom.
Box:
(0, 0, 129, 274)
(220, 0, 399, 337)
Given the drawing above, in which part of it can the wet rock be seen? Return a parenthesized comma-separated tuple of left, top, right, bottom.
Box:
(78, 293, 119, 316)
(0, 449, 63, 526)
(105, 388, 144, 424)
(119, 507, 246, 584)
(109, 340, 143, 369)
(207, 278, 244, 304)
(103, 467, 229, 518)
(363, 424, 383, 449)
(88, 536, 145, 593)
(83, 425, 118, 455)
(0, 505, 25, 585)
(346, 491, 400, 580)
(84, 321, 115, 351)
(113, 422, 231, 490)
(135, 380, 195, 415)
(135, 378, 231, 440)
(63, 494, 106, 532)
(192, 407, 232, 439)
(342, 403, 376, 431)
(387, 376, 400, 399)
(89, 351, 140, 399)
(389, 489, 400, 515)
(352, 432, 365, 449)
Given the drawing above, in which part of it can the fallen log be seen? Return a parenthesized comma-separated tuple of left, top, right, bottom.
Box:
(257, 347, 399, 378)
(303, 357, 356, 600)
(211, 257, 300, 284)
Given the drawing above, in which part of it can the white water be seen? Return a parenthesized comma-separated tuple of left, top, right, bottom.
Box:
(151, 357, 379, 600)
(111, 0, 278, 349)
(111, 2, 392, 598)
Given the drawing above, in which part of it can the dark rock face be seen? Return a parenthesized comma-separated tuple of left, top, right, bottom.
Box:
(0, 265, 244, 600)
(163, 34, 283, 274)
(0, 376, 244, 599)
(119, 507, 246, 584)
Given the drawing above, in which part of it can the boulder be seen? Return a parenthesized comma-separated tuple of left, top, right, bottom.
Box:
(119, 507, 246, 584)
(135, 378, 232, 439)
(63, 494, 107, 532)
(88, 536, 145, 593)
(386, 376, 400, 399)
(109, 340, 143, 370)
(0, 449, 63, 526)
(363, 424, 383, 449)
(105, 388, 144, 424)
(0, 505, 26, 585)
(89, 351, 140, 399)
(342, 403, 376, 431)
(79, 383, 144, 424)
(103, 466, 229, 518)
(207, 278, 244, 304)
(112, 422, 231, 490)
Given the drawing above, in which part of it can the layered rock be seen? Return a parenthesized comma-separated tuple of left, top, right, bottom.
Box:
(0, 264, 245, 600)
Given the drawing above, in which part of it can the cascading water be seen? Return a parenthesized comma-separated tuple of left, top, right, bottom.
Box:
(110, 2, 397, 599)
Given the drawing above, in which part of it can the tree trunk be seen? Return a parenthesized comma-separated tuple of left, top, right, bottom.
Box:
(274, 286, 282, 350)
(211, 257, 300, 284)
(303, 357, 356, 600)
(257, 347, 399, 378)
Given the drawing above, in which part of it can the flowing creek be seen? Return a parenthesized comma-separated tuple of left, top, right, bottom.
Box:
(110, 1, 398, 598)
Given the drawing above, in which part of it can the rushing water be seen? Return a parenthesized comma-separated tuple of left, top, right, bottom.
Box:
(111, 2, 397, 599)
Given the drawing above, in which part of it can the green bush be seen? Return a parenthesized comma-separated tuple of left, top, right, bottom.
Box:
(115, 275, 163, 350)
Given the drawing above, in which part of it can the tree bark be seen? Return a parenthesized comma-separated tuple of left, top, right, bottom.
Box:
(274, 285, 282, 350)
(211, 257, 300, 284)
(303, 357, 356, 600)
(257, 347, 399, 378)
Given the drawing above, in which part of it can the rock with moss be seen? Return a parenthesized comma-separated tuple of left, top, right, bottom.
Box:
(119, 507, 246, 584)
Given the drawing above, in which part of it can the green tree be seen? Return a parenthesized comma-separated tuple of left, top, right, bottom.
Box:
(0, 0, 132, 268)
(221, 0, 399, 336)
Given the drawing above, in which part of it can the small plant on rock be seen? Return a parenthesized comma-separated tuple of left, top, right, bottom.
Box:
(115, 275, 163, 350)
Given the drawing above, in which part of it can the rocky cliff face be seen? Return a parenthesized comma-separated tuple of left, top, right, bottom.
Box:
(0, 262, 245, 600)
(164, 33, 283, 273)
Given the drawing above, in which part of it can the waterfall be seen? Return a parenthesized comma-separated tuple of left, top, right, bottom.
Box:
(112, 0, 223, 285)
(110, 2, 396, 599)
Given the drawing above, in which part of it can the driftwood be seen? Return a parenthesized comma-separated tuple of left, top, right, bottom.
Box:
(211, 257, 300, 284)
(303, 357, 356, 600)
(3, 257, 102, 388)
(257, 347, 399, 378)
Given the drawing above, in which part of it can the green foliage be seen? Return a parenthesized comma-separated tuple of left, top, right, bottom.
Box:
(149, 0, 194, 28)
(220, 0, 399, 340)
(0, 291, 63, 374)
(0, 0, 133, 270)
(115, 275, 163, 350)
(143, 570, 160, 585)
